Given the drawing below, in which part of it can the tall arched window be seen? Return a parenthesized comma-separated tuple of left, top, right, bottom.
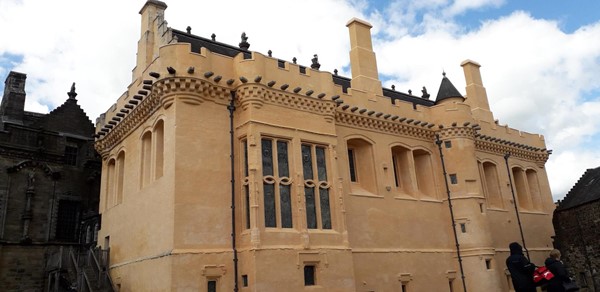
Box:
(413, 149, 435, 198)
(106, 159, 116, 209)
(391, 145, 414, 195)
(481, 161, 502, 208)
(512, 167, 531, 210)
(116, 151, 125, 204)
(154, 120, 164, 179)
(347, 138, 376, 194)
(141, 131, 152, 187)
(526, 169, 542, 211)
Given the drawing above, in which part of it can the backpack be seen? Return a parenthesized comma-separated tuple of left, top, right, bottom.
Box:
(533, 266, 554, 286)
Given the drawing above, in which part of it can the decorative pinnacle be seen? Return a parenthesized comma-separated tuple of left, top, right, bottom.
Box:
(186, 26, 191, 34)
(67, 82, 77, 100)
(239, 32, 250, 50)
(311, 54, 321, 70)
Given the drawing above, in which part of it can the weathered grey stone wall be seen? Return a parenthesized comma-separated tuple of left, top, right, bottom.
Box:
(554, 201, 600, 291)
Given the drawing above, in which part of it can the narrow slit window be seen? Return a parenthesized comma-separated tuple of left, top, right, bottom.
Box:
(460, 223, 466, 233)
(392, 155, 400, 187)
(242, 275, 248, 287)
(485, 259, 492, 269)
(348, 149, 357, 182)
(444, 141, 452, 148)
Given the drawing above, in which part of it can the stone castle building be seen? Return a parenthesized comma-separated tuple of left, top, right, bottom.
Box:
(94, 1, 556, 291)
(553, 167, 600, 291)
(0, 72, 102, 291)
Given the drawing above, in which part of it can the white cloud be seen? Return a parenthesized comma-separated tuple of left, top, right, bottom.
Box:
(1, 0, 599, 201)
(447, 0, 505, 16)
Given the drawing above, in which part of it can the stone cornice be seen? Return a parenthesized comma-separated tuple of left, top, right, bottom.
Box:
(95, 76, 230, 155)
(335, 111, 435, 141)
(475, 139, 549, 166)
(438, 126, 549, 165)
(237, 84, 337, 122)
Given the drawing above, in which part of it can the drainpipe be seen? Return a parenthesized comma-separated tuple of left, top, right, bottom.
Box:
(228, 91, 239, 292)
(503, 153, 529, 260)
(435, 135, 468, 292)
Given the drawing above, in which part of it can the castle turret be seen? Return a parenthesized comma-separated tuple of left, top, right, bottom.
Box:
(434, 73, 501, 290)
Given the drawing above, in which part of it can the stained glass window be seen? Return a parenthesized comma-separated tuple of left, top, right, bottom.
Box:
(261, 138, 292, 228)
(302, 144, 331, 230)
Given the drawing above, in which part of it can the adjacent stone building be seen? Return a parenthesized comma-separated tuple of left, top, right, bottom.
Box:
(553, 167, 600, 291)
(0, 71, 101, 291)
(94, 1, 557, 291)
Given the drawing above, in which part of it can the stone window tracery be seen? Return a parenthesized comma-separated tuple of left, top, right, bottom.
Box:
(261, 138, 293, 228)
(302, 143, 331, 229)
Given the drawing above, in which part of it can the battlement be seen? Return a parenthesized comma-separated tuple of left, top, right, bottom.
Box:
(95, 3, 549, 163)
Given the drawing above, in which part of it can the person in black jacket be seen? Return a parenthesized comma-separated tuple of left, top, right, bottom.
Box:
(545, 249, 572, 292)
(506, 242, 537, 292)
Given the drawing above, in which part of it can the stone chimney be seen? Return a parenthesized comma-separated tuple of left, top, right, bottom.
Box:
(135, 0, 168, 78)
(461, 60, 494, 122)
(0, 71, 27, 126)
(346, 18, 383, 97)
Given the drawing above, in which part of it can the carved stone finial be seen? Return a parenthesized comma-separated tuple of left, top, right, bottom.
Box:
(334, 69, 338, 75)
(268, 50, 272, 57)
(311, 54, 320, 70)
(408, 89, 412, 95)
(186, 26, 191, 34)
(67, 82, 77, 99)
(391, 85, 395, 91)
(292, 57, 297, 64)
(421, 86, 430, 99)
(239, 32, 250, 50)
(211, 33, 216, 41)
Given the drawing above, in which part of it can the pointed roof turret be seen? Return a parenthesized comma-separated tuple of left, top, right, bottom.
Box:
(435, 72, 464, 104)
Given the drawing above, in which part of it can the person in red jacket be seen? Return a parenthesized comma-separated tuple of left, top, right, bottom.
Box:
(506, 242, 537, 292)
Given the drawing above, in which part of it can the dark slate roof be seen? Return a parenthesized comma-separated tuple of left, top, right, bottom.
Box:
(331, 75, 434, 106)
(557, 166, 600, 210)
(435, 73, 464, 104)
(172, 29, 251, 59)
(174, 29, 436, 107)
